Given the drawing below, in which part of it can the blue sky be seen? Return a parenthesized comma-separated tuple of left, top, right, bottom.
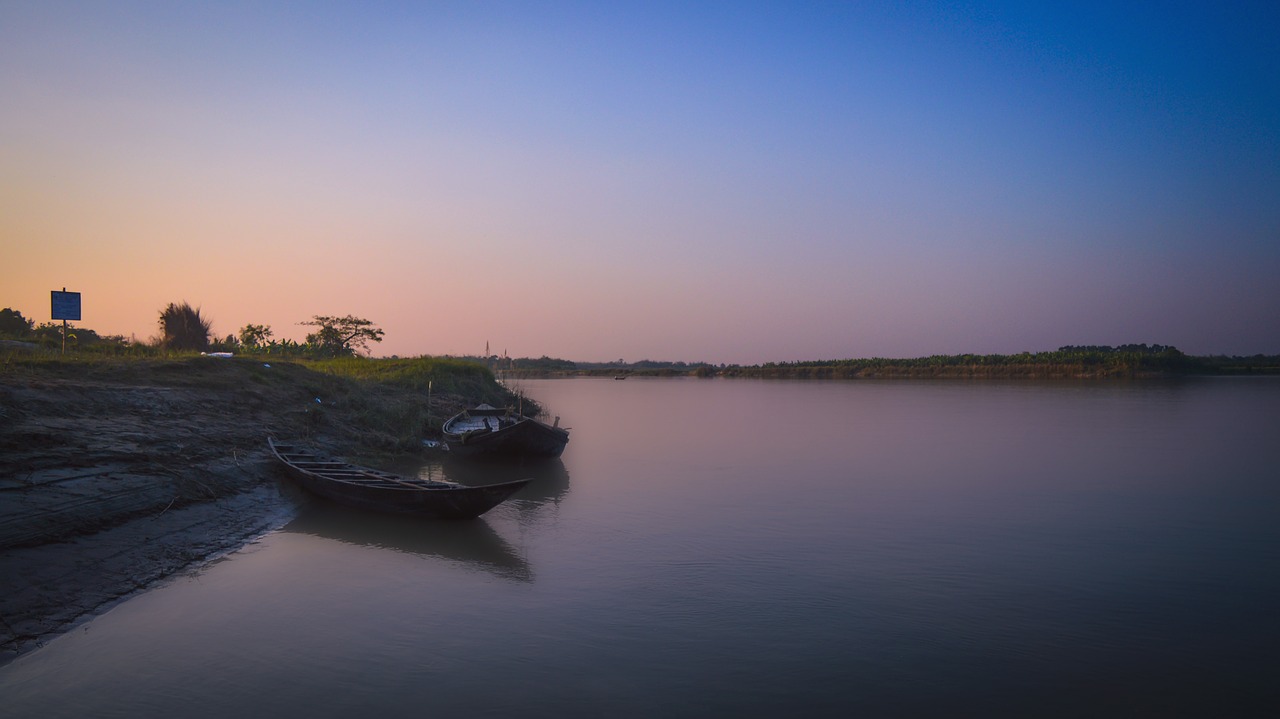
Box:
(3, 1, 1278, 361)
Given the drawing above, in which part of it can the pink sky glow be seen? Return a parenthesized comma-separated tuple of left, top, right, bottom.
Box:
(4, 3, 1278, 363)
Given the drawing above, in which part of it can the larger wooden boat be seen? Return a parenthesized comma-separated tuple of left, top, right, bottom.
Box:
(268, 438, 529, 519)
(442, 404, 570, 459)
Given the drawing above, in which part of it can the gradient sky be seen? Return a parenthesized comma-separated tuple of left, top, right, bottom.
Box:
(4, 1, 1278, 363)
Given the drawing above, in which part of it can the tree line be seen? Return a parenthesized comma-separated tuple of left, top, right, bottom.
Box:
(758, 345, 1192, 371)
(1, 303, 384, 359)
(469, 345, 1280, 378)
(748, 345, 1280, 377)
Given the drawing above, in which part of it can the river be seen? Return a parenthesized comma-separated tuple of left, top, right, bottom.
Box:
(3, 377, 1278, 717)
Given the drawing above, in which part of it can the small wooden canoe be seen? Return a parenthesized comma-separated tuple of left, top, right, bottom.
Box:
(442, 404, 570, 459)
(268, 438, 529, 519)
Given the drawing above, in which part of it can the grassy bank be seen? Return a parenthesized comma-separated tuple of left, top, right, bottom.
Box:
(0, 353, 529, 452)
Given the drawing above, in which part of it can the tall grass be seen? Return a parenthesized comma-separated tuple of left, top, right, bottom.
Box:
(305, 356, 535, 439)
(310, 357, 506, 399)
(158, 302, 212, 351)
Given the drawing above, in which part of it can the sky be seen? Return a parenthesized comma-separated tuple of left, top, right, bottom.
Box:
(3, 1, 1278, 364)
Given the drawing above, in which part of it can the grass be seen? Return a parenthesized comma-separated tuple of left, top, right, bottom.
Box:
(0, 351, 528, 451)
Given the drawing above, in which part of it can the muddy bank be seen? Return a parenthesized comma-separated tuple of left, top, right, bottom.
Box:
(0, 357, 477, 665)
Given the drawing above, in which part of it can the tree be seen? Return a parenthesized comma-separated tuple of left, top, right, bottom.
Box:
(32, 322, 101, 346)
(158, 302, 212, 351)
(0, 308, 34, 337)
(238, 324, 273, 349)
(300, 315, 384, 357)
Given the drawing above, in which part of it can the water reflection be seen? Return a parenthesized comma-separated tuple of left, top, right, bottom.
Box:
(281, 502, 532, 582)
(13, 379, 1276, 718)
(439, 457, 571, 505)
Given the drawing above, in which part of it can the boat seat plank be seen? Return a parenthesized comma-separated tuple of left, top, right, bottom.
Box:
(318, 470, 437, 490)
(291, 461, 351, 467)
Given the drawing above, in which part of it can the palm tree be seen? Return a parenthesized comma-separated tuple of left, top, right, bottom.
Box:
(158, 302, 212, 351)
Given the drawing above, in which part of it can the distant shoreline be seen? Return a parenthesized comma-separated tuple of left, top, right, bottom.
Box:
(478, 345, 1280, 380)
(504, 366, 1280, 380)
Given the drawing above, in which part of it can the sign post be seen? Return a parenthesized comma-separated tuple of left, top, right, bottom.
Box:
(51, 288, 81, 355)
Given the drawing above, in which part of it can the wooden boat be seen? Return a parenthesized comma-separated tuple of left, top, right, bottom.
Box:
(441, 404, 570, 459)
(268, 438, 529, 519)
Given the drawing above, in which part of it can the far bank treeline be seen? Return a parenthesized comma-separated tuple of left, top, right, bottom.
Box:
(488, 345, 1280, 379)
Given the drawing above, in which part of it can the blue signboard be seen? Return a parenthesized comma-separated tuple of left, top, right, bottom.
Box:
(51, 290, 81, 321)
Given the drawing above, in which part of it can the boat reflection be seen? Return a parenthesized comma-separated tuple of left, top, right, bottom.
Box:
(439, 457, 570, 506)
(281, 501, 532, 582)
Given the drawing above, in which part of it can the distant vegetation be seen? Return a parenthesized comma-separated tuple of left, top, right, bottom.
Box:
(466, 354, 719, 376)
(483, 345, 1280, 379)
(739, 345, 1206, 378)
(4, 305, 1277, 379)
(0, 305, 387, 360)
(0, 308, 116, 352)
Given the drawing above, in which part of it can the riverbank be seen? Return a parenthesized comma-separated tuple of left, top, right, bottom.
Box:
(0, 355, 514, 665)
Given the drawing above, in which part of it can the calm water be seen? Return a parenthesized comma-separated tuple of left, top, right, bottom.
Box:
(3, 377, 1279, 718)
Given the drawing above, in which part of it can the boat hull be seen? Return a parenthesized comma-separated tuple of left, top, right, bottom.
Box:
(442, 407, 570, 459)
(269, 438, 529, 519)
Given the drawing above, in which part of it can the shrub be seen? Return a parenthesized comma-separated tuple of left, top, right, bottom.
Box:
(158, 302, 212, 351)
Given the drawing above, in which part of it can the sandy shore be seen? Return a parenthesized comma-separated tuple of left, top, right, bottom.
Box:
(0, 358, 454, 666)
